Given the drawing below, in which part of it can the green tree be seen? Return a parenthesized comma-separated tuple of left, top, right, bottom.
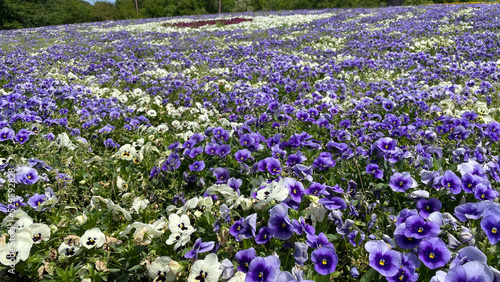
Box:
(0, 0, 47, 29)
(140, 0, 167, 18)
(114, 0, 143, 19)
(91, 1, 117, 21)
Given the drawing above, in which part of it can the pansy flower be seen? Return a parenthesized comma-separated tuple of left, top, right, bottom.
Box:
(403, 215, 440, 239)
(15, 166, 39, 185)
(184, 238, 215, 260)
(0, 127, 14, 142)
(417, 237, 451, 269)
(28, 193, 47, 209)
(246, 255, 280, 282)
(366, 164, 383, 179)
(255, 227, 271, 245)
(365, 240, 402, 277)
(267, 204, 294, 240)
(81, 227, 106, 249)
(189, 161, 205, 172)
(148, 256, 177, 282)
(441, 170, 462, 194)
(235, 247, 256, 273)
(416, 198, 442, 219)
(187, 253, 221, 282)
(311, 246, 338, 275)
(389, 172, 417, 192)
(235, 149, 251, 163)
(480, 215, 500, 245)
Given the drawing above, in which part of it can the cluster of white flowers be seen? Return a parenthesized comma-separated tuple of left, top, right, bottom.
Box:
(0, 210, 51, 266)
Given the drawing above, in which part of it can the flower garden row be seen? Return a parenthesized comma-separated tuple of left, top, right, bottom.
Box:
(0, 3, 500, 282)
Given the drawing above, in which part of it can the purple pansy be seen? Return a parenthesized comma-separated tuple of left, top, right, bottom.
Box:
(246, 255, 280, 282)
(480, 215, 500, 245)
(416, 198, 442, 219)
(311, 246, 339, 275)
(403, 215, 441, 239)
(441, 170, 462, 194)
(417, 237, 451, 269)
(184, 238, 215, 259)
(389, 172, 417, 192)
(235, 247, 256, 273)
(366, 164, 383, 179)
(28, 193, 47, 209)
(365, 240, 402, 277)
(267, 204, 294, 241)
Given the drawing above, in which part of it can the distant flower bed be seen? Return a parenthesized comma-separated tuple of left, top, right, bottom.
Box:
(164, 17, 253, 28)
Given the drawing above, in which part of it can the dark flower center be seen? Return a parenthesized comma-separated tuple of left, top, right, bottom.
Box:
(87, 237, 96, 246)
(6, 251, 18, 261)
(195, 270, 208, 281)
(155, 271, 167, 282)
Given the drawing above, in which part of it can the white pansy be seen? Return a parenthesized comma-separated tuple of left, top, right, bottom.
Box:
(58, 242, 82, 257)
(116, 144, 137, 161)
(81, 227, 106, 249)
(0, 230, 33, 266)
(116, 175, 128, 191)
(156, 124, 169, 133)
(206, 184, 239, 205)
(171, 120, 181, 129)
(119, 219, 165, 245)
(74, 214, 88, 226)
(187, 253, 222, 282)
(90, 196, 132, 221)
(132, 139, 145, 147)
(147, 109, 157, 117)
(255, 178, 289, 209)
(12, 215, 34, 232)
(232, 196, 253, 211)
(194, 197, 213, 217)
(228, 271, 246, 282)
(165, 229, 194, 250)
(304, 202, 327, 227)
(52, 133, 76, 151)
(131, 197, 150, 213)
(148, 256, 177, 281)
(168, 214, 194, 235)
(29, 224, 51, 244)
(2, 210, 29, 228)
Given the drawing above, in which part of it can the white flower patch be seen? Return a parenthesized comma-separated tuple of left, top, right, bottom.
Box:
(81, 227, 106, 249)
(0, 230, 33, 266)
(148, 256, 179, 282)
(120, 218, 166, 245)
(90, 196, 132, 221)
(29, 224, 51, 244)
(187, 253, 222, 282)
(58, 242, 82, 258)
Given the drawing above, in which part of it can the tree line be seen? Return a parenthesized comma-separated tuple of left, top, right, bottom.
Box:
(0, 0, 484, 30)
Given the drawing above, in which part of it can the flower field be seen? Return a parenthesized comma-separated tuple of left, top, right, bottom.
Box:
(1, 3, 500, 281)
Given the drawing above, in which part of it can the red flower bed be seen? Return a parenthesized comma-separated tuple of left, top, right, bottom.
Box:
(164, 17, 253, 28)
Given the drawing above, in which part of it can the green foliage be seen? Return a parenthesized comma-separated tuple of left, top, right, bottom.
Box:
(91, 1, 117, 21)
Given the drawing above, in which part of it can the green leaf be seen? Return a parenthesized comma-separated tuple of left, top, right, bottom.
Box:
(128, 265, 142, 271)
(360, 268, 376, 282)
(326, 233, 342, 241)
